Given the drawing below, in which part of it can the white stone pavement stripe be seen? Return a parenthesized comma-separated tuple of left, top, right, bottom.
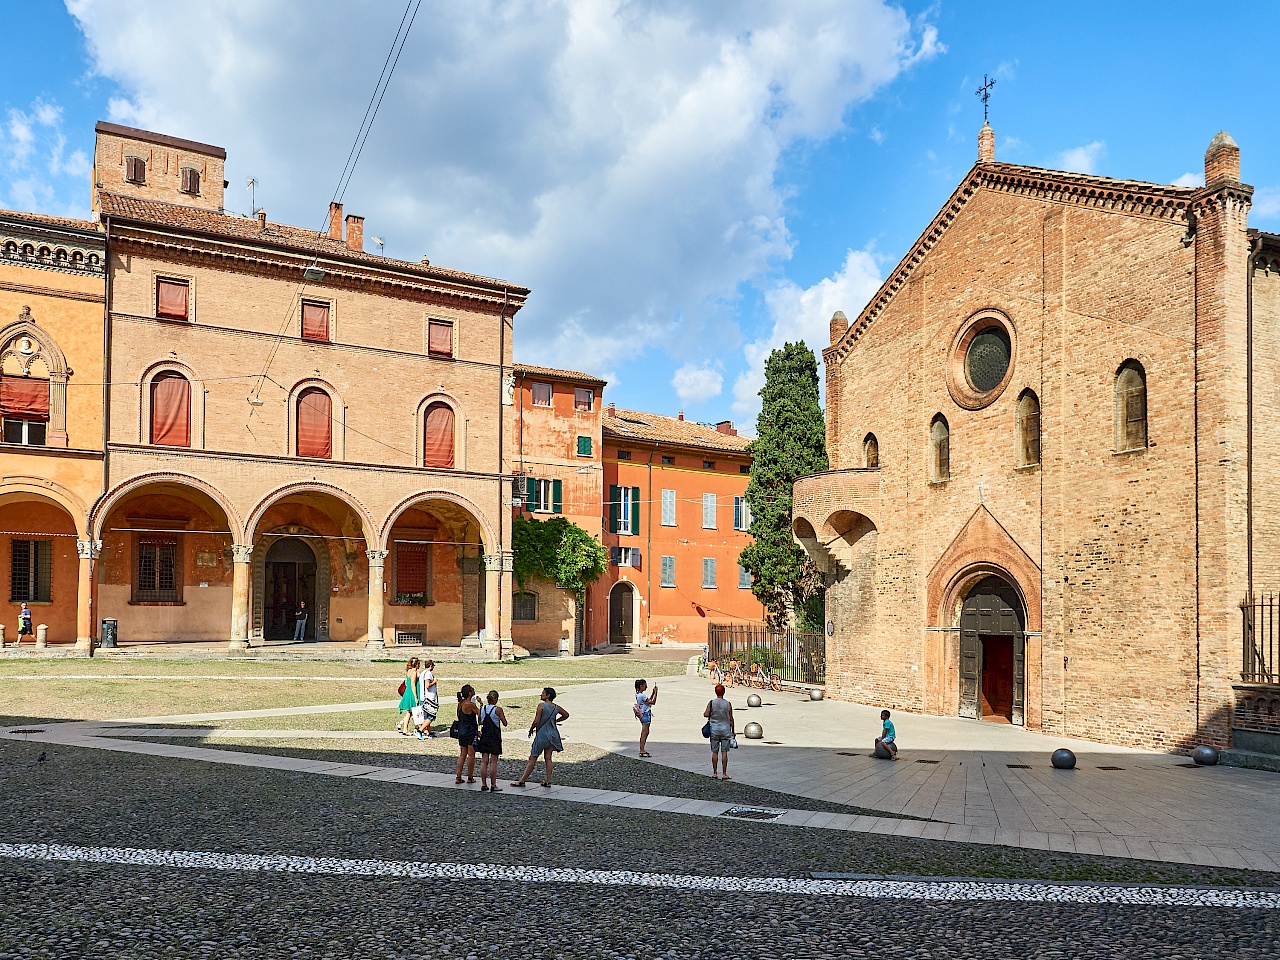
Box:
(1, 842, 1275, 908)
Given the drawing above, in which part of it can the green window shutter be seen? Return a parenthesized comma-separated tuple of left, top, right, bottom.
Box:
(525, 476, 536, 508)
(609, 485, 620, 533)
(552, 479, 563, 514)
(630, 486, 641, 537)
(577, 435, 592, 457)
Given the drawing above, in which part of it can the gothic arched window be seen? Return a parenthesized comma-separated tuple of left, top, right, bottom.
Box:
(1018, 391, 1041, 466)
(931, 415, 950, 482)
(1115, 361, 1147, 452)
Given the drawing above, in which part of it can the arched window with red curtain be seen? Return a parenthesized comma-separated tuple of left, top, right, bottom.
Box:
(150, 372, 191, 447)
(422, 401, 455, 469)
(296, 387, 332, 459)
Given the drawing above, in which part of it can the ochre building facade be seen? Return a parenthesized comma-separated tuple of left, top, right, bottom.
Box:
(795, 125, 1278, 753)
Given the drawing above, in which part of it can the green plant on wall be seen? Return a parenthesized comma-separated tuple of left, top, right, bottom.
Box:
(512, 514, 608, 600)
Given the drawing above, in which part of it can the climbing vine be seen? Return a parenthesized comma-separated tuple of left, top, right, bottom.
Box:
(512, 514, 608, 600)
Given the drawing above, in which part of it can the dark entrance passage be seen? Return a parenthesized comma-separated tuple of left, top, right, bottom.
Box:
(264, 537, 317, 641)
(959, 575, 1025, 724)
(609, 582, 634, 645)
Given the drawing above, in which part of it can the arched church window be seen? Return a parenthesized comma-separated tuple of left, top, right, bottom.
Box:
(296, 387, 333, 459)
(423, 401, 456, 469)
(150, 372, 191, 447)
(931, 415, 950, 482)
(1115, 361, 1147, 452)
(1017, 391, 1041, 466)
(863, 433, 879, 469)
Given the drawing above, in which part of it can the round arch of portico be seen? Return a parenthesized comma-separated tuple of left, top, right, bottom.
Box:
(244, 481, 378, 545)
(378, 489, 496, 553)
(90, 472, 244, 543)
(0, 476, 90, 539)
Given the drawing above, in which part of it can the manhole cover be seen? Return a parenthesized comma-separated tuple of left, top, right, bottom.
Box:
(915, 759, 941, 764)
(1096, 766, 1124, 771)
(836, 751, 860, 757)
(9, 729, 44, 734)
(721, 806, 786, 822)
(1006, 764, 1031, 769)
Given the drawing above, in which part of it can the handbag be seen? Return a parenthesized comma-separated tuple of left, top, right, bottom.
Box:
(701, 700, 712, 739)
(632, 702, 645, 720)
(448, 720, 461, 739)
(398, 680, 407, 697)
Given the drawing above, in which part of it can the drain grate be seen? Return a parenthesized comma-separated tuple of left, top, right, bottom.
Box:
(1096, 766, 1124, 771)
(1006, 763, 1031, 769)
(836, 751, 860, 757)
(9, 729, 44, 734)
(915, 759, 941, 764)
(721, 806, 787, 822)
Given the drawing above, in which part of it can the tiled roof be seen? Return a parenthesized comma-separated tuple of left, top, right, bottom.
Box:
(0, 208, 101, 233)
(96, 192, 530, 295)
(513, 362, 607, 386)
(603, 407, 752, 455)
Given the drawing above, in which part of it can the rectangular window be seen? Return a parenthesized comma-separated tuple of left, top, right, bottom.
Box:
(301, 300, 330, 342)
(180, 167, 200, 195)
(513, 591, 538, 621)
(156, 278, 189, 321)
(125, 156, 146, 184)
(738, 563, 751, 590)
(394, 543, 432, 604)
(661, 489, 676, 527)
(661, 455, 674, 466)
(702, 493, 717, 529)
(532, 382, 552, 406)
(134, 536, 181, 603)
(574, 387, 593, 411)
(609, 485, 640, 535)
(427, 320, 454, 359)
(733, 496, 752, 531)
(577, 436, 593, 457)
(9, 539, 52, 603)
(703, 460, 715, 470)
(2, 419, 46, 445)
(535, 478, 553, 513)
(740, 464, 750, 474)
(702, 558, 717, 589)
(660, 555, 675, 587)
(616, 450, 631, 460)
(617, 486, 632, 534)
(611, 546, 640, 568)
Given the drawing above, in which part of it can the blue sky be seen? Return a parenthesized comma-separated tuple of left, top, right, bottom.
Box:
(3, 2, 1276, 432)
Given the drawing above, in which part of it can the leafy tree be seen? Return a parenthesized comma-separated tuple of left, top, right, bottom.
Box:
(512, 514, 608, 600)
(738, 341, 829, 631)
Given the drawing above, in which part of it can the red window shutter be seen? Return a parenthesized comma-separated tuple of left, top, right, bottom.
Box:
(396, 545, 429, 595)
(156, 279, 189, 320)
(296, 388, 332, 459)
(422, 402, 455, 468)
(427, 321, 453, 357)
(150, 373, 191, 447)
(301, 301, 330, 341)
(0, 378, 50, 420)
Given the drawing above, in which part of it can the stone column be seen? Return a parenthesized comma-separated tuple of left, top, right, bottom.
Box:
(366, 549, 388, 650)
(228, 544, 253, 651)
(74, 539, 101, 650)
(482, 553, 513, 658)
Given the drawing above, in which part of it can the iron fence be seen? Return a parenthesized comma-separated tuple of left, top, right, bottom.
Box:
(707, 623, 825, 685)
(1243, 595, 1280, 684)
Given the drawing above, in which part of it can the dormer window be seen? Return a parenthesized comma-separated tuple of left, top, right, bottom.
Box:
(126, 156, 146, 184)
(180, 167, 200, 195)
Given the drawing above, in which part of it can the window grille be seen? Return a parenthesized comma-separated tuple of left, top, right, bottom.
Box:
(134, 537, 180, 603)
(513, 592, 538, 621)
(9, 539, 51, 603)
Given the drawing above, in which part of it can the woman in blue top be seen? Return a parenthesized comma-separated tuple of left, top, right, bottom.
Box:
(512, 687, 569, 787)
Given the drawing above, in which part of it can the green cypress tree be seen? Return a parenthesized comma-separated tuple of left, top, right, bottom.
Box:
(738, 341, 829, 630)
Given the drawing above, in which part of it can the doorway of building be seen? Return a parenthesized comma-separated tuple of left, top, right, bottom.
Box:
(609, 581, 634, 645)
(959, 575, 1025, 724)
(264, 537, 317, 641)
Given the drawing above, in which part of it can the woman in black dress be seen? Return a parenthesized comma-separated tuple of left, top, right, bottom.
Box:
(454, 684, 481, 784)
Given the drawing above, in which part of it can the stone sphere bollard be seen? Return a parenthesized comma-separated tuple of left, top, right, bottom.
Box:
(746, 693, 762, 708)
(743, 721, 764, 740)
(809, 688, 825, 701)
(873, 741, 894, 759)
(1192, 745, 1220, 766)
(1050, 748, 1076, 770)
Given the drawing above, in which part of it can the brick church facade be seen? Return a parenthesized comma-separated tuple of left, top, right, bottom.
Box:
(795, 123, 1280, 753)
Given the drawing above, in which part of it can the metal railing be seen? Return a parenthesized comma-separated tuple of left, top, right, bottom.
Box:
(707, 623, 825, 685)
(1243, 595, 1280, 684)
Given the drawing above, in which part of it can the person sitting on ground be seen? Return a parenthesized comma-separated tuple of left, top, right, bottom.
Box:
(703, 683, 735, 780)
(875, 709, 898, 759)
(634, 678, 658, 757)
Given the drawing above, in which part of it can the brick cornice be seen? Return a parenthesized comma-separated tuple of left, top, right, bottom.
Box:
(0, 278, 104, 303)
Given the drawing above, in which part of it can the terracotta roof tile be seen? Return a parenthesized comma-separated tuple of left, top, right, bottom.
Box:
(603, 407, 751, 455)
(0, 208, 101, 233)
(513, 362, 607, 386)
(97, 192, 529, 295)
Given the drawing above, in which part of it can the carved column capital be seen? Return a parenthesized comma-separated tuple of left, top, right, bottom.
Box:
(483, 553, 514, 572)
(76, 539, 102, 560)
(366, 549, 389, 568)
(230, 544, 254, 564)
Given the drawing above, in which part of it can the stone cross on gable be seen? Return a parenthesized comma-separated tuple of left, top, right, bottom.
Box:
(977, 476, 986, 504)
(976, 73, 996, 122)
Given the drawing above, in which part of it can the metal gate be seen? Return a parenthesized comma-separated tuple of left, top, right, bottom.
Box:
(959, 575, 1025, 724)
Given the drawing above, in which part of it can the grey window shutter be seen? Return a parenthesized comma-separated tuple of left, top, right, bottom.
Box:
(631, 549, 641, 570)
(609, 485, 619, 533)
(630, 486, 640, 536)
(552, 479, 563, 514)
(610, 546, 620, 566)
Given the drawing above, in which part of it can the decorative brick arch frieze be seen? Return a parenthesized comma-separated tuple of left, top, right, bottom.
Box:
(138, 359, 206, 448)
(927, 504, 1042, 631)
(244, 480, 377, 545)
(379, 489, 497, 553)
(0, 306, 71, 447)
(90, 471, 244, 543)
(0, 475, 89, 538)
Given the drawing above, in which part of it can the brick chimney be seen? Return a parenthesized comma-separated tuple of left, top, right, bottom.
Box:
(715, 420, 736, 436)
(978, 121, 995, 164)
(328, 202, 343, 240)
(677, 410, 684, 421)
(1204, 131, 1240, 186)
(829, 310, 848, 344)
(345, 214, 364, 252)
(606, 402, 616, 419)
(256, 209, 266, 229)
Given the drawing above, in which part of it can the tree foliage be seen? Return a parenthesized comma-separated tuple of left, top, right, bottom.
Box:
(512, 514, 608, 600)
(738, 341, 829, 630)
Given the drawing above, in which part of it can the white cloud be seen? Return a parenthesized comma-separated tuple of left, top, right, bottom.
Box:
(66, 0, 940, 378)
(1254, 187, 1280, 221)
(1057, 141, 1105, 175)
(1171, 171, 1203, 188)
(0, 98, 91, 216)
(671, 362, 724, 404)
(732, 247, 883, 424)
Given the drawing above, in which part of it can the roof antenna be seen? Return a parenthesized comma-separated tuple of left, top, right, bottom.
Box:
(371, 236, 385, 256)
(247, 178, 257, 215)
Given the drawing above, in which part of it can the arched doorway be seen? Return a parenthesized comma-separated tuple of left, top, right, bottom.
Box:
(959, 575, 1025, 724)
(609, 581, 635, 645)
(262, 537, 317, 641)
